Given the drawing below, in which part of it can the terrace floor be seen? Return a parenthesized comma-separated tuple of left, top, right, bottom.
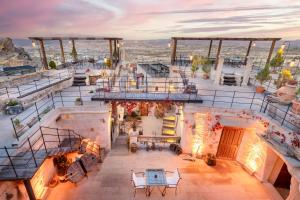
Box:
(47, 144, 279, 200)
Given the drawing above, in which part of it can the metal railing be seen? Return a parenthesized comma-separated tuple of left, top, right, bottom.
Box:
(0, 70, 72, 99)
(0, 126, 82, 179)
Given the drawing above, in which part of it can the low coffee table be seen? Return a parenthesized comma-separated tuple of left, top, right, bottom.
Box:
(145, 168, 167, 196)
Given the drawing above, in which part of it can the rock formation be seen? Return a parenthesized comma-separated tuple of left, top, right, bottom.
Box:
(0, 37, 32, 66)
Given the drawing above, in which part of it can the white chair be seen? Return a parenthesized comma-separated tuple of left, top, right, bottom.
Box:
(165, 168, 182, 195)
(131, 170, 146, 197)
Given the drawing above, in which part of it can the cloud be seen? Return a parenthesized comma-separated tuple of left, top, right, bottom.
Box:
(142, 5, 300, 15)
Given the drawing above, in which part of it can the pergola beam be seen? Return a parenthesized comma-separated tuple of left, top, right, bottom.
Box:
(172, 37, 281, 42)
(29, 37, 123, 41)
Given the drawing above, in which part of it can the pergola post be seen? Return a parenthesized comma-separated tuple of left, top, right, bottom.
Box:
(71, 39, 77, 61)
(39, 39, 48, 70)
(242, 58, 253, 86)
(58, 39, 65, 64)
(244, 40, 253, 65)
(113, 39, 117, 64)
(208, 40, 213, 58)
(23, 179, 36, 200)
(214, 57, 224, 85)
(267, 39, 276, 64)
(214, 40, 222, 70)
(109, 39, 113, 63)
(171, 38, 177, 65)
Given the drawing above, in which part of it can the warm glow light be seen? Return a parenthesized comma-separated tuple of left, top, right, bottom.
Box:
(290, 61, 295, 67)
(69, 40, 72, 44)
(189, 55, 193, 61)
(117, 43, 120, 48)
(32, 41, 36, 47)
(246, 142, 265, 173)
(281, 44, 286, 49)
(168, 43, 171, 48)
(252, 42, 256, 47)
(104, 57, 108, 63)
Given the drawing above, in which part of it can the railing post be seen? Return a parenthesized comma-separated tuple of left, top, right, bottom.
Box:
(34, 102, 40, 121)
(28, 138, 38, 167)
(230, 91, 236, 108)
(51, 93, 55, 109)
(4, 146, 18, 177)
(68, 129, 72, 148)
(57, 128, 61, 148)
(6, 87, 10, 98)
(11, 117, 19, 141)
(250, 92, 256, 109)
(79, 86, 82, 99)
(212, 90, 217, 106)
(40, 127, 48, 154)
(34, 80, 38, 90)
(260, 93, 267, 112)
(60, 91, 64, 107)
(17, 86, 21, 97)
(281, 104, 291, 126)
(48, 76, 51, 84)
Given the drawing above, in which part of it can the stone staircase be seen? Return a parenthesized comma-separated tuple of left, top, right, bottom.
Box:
(73, 73, 86, 86)
(0, 126, 100, 180)
(162, 115, 176, 136)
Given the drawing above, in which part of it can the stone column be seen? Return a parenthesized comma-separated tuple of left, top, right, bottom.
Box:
(242, 57, 253, 86)
(39, 39, 48, 70)
(58, 39, 65, 64)
(214, 57, 224, 85)
(286, 176, 300, 200)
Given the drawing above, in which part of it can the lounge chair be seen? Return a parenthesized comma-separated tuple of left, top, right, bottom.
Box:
(165, 168, 182, 195)
(131, 170, 146, 197)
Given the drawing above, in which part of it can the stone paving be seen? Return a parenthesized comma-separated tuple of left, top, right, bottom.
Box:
(46, 147, 278, 200)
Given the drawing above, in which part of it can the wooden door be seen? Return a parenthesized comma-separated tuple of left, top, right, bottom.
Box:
(274, 163, 291, 189)
(216, 126, 244, 160)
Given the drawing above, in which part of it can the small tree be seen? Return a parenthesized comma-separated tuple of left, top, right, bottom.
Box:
(256, 64, 271, 85)
(274, 69, 293, 88)
(270, 47, 285, 70)
(49, 61, 57, 69)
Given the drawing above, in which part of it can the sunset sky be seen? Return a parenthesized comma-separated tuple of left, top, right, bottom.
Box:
(0, 0, 300, 39)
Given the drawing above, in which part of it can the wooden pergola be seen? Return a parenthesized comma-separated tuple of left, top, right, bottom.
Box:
(29, 37, 123, 69)
(170, 37, 282, 68)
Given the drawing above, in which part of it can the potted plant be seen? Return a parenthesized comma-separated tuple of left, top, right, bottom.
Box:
(205, 153, 216, 166)
(255, 64, 271, 93)
(202, 58, 212, 79)
(53, 155, 70, 176)
(292, 87, 300, 114)
(274, 69, 293, 89)
(13, 118, 24, 134)
(191, 55, 201, 78)
(270, 47, 285, 72)
(70, 46, 78, 63)
(5, 99, 23, 115)
(49, 60, 57, 70)
(75, 97, 83, 106)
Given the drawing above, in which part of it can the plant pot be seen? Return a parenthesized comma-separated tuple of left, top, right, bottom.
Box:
(75, 100, 83, 106)
(5, 105, 23, 115)
(292, 100, 300, 115)
(256, 86, 265, 93)
(202, 73, 209, 80)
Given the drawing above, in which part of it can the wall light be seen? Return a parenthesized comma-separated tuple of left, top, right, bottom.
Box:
(32, 41, 36, 48)
(168, 43, 171, 48)
(189, 55, 193, 61)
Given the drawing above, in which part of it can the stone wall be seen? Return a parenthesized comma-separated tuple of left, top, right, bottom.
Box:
(0, 72, 43, 88)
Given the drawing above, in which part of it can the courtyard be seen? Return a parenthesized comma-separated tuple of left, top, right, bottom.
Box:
(46, 146, 279, 200)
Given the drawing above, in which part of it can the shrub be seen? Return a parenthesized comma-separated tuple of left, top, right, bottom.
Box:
(75, 97, 82, 101)
(256, 64, 271, 85)
(49, 61, 57, 69)
(6, 99, 19, 107)
(13, 119, 21, 127)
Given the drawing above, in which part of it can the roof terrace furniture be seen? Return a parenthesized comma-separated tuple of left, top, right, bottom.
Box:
(145, 168, 167, 196)
(165, 168, 182, 195)
(131, 170, 147, 197)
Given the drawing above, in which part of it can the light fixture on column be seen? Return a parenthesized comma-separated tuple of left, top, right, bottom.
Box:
(189, 55, 193, 61)
(32, 41, 36, 48)
(290, 61, 295, 67)
(168, 42, 171, 48)
(68, 40, 72, 44)
(252, 42, 256, 47)
(281, 44, 286, 49)
(117, 43, 120, 48)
